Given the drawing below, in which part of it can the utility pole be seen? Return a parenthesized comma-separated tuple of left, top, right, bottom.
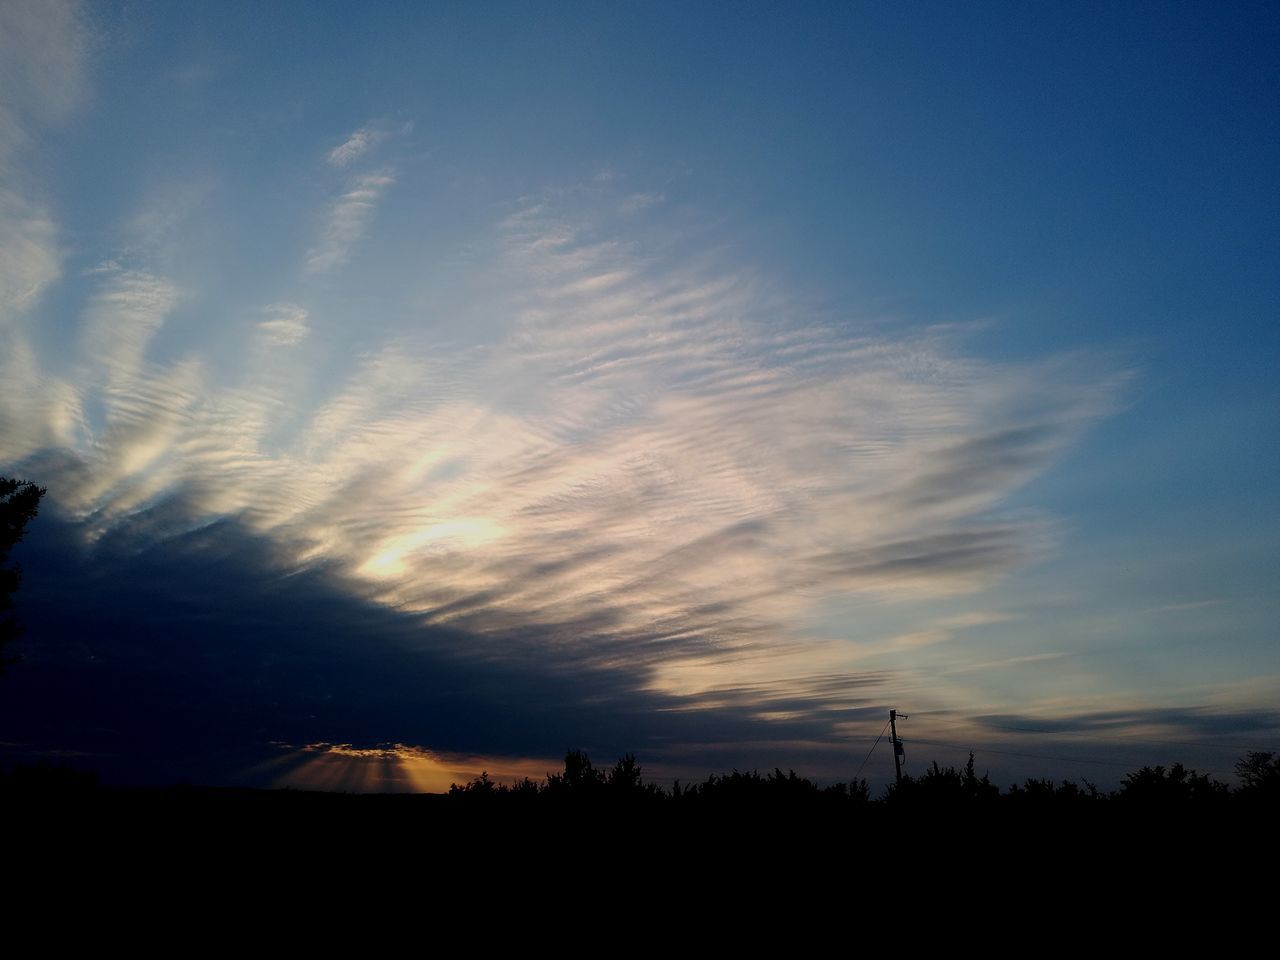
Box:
(889, 708, 908, 786)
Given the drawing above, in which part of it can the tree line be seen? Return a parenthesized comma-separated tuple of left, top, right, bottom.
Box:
(445, 748, 1280, 809)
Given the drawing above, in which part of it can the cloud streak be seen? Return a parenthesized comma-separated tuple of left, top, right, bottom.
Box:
(0, 0, 88, 164)
(305, 171, 395, 273)
(327, 127, 386, 167)
(0, 0, 87, 318)
(258, 303, 310, 346)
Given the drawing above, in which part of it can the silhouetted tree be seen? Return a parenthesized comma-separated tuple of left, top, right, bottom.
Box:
(823, 778, 871, 804)
(449, 771, 498, 796)
(507, 776, 543, 797)
(1006, 777, 1101, 807)
(1117, 763, 1228, 805)
(607, 753, 642, 792)
(887, 751, 1000, 806)
(960, 751, 999, 802)
(0, 477, 46, 674)
(1234, 751, 1280, 803)
(544, 749, 606, 798)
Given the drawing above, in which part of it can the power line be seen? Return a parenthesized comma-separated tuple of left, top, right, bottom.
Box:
(908, 736, 1137, 769)
(853, 718, 891, 782)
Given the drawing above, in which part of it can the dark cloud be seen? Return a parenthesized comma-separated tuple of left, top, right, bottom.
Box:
(5, 506, 1268, 791)
(807, 527, 1029, 585)
(972, 708, 1280, 740)
(890, 424, 1063, 509)
(0, 506, 888, 786)
(896, 708, 1280, 786)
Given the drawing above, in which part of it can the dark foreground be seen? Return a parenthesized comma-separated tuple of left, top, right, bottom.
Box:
(4, 756, 1273, 926)
(6, 748, 1275, 845)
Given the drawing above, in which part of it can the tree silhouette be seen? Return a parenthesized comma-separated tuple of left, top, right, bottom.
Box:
(1234, 751, 1280, 802)
(543, 749, 606, 798)
(0, 477, 46, 674)
(1117, 762, 1228, 805)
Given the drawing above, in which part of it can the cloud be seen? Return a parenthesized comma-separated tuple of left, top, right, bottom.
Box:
(258, 304, 310, 346)
(1152, 600, 1226, 614)
(0, 0, 88, 163)
(327, 127, 385, 167)
(941, 651, 1069, 675)
(972, 707, 1280, 740)
(0, 0, 88, 318)
(618, 192, 663, 215)
(10, 199, 1123, 676)
(305, 171, 395, 273)
(806, 528, 1036, 595)
(0, 189, 60, 313)
(121, 177, 216, 257)
(0, 190, 1135, 782)
(79, 270, 178, 382)
(0, 512, 892, 786)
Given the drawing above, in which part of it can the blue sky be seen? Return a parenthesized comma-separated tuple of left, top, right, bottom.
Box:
(1, 1, 1276, 791)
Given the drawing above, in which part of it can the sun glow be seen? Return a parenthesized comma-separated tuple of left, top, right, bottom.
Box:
(251, 743, 551, 793)
(358, 518, 507, 580)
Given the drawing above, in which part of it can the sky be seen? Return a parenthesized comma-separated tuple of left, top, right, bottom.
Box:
(1, 0, 1276, 793)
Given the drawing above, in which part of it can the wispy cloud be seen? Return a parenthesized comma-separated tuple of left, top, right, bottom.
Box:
(0, 0, 88, 316)
(972, 707, 1280, 740)
(0, 1, 88, 462)
(79, 270, 177, 378)
(0, 189, 60, 312)
(259, 303, 310, 346)
(1152, 600, 1226, 614)
(618, 191, 663, 215)
(3, 189, 1128, 733)
(121, 177, 216, 258)
(327, 126, 385, 167)
(0, 0, 88, 164)
(305, 171, 395, 273)
(942, 651, 1069, 675)
(3, 5, 1268, 789)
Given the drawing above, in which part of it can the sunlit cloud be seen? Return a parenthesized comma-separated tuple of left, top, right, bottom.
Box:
(1, 169, 1127, 728)
(0, 5, 1133, 756)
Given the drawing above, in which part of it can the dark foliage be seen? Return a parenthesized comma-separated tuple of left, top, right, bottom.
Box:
(0, 477, 46, 673)
(1233, 751, 1280, 803)
(1005, 777, 1102, 807)
(1117, 763, 1229, 805)
(885, 751, 1000, 807)
(435, 747, 1272, 818)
